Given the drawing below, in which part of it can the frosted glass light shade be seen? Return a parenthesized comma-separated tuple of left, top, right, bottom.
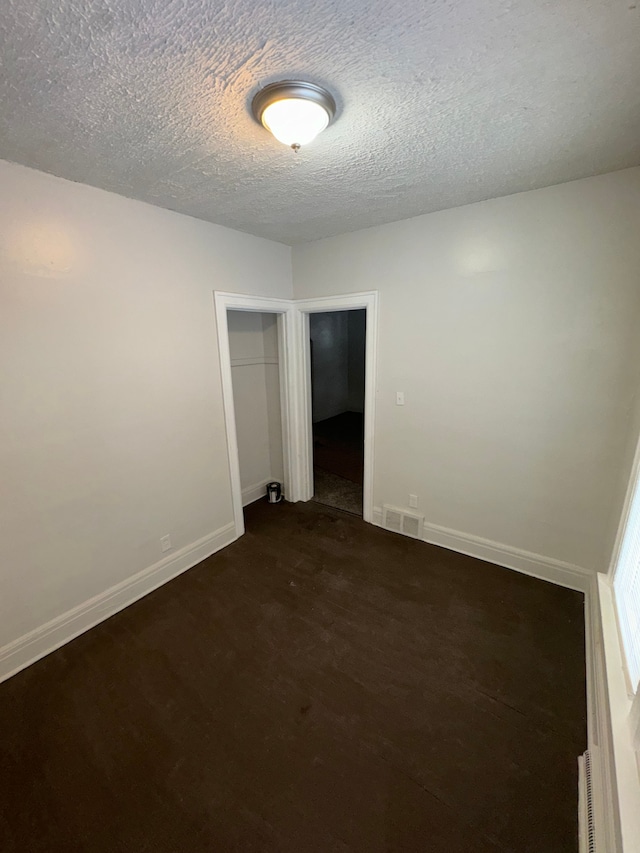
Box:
(251, 81, 336, 150)
(262, 98, 330, 148)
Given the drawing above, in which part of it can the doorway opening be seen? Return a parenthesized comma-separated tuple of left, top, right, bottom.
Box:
(309, 309, 366, 516)
(215, 290, 377, 538)
(227, 310, 285, 520)
(214, 291, 296, 540)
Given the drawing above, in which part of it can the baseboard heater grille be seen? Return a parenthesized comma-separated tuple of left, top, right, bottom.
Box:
(382, 505, 424, 540)
(578, 750, 597, 853)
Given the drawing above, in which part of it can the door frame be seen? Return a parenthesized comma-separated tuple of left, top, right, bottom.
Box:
(294, 291, 378, 523)
(214, 290, 378, 536)
(214, 291, 299, 538)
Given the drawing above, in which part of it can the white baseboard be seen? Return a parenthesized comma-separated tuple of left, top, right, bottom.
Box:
(372, 507, 592, 592)
(242, 478, 274, 507)
(0, 522, 237, 685)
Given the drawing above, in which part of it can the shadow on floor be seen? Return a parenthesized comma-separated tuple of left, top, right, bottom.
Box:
(312, 411, 364, 515)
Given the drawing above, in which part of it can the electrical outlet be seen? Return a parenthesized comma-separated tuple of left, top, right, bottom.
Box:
(160, 534, 172, 553)
(396, 391, 405, 406)
(409, 494, 418, 508)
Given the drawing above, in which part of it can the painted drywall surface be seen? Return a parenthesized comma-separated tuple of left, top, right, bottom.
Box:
(0, 160, 291, 648)
(605, 322, 640, 570)
(309, 312, 349, 422)
(228, 311, 273, 492)
(227, 311, 283, 494)
(347, 310, 366, 414)
(262, 314, 285, 482)
(293, 169, 640, 571)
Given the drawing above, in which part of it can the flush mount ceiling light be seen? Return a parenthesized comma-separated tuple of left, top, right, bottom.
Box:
(251, 81, 336, 151)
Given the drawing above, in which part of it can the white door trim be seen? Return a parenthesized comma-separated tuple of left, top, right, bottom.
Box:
(214, 290, 378, 534)
(294, 291, 379, 523)
(213, 292, 297, 538)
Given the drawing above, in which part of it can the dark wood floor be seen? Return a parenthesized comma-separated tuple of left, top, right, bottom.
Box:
(0, 500, 586, 852)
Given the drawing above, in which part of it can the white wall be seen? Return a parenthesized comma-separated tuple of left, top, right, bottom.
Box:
(262, 314, 285, 488)
(228, 311, 284, 501)
(293, 169, 640, 572)
(0, 160, 291, 651)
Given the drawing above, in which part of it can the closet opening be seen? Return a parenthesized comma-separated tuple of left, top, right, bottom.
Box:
(226, 310, 285, 523)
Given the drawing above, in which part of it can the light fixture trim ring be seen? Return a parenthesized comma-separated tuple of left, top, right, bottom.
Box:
(251, 80, 337, 129)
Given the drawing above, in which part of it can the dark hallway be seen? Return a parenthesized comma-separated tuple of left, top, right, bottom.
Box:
(310, 310, 366, 516)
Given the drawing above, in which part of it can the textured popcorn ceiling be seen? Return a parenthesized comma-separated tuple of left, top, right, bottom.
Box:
(0, 0, 639, 244)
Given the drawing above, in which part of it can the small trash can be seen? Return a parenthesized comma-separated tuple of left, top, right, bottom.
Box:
(266, 482, 283, 503)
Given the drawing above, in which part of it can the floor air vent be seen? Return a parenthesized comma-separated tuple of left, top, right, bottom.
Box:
(382, 506, 424, 540)
(578, 750, 597, 853)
